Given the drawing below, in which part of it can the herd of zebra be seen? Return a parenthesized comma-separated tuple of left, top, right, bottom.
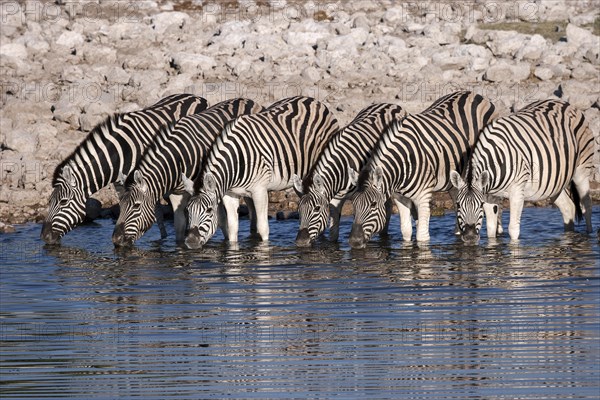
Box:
(40, 91, 596, 249)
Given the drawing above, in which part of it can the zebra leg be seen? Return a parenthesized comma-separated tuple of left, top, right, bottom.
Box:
(448, 187, 460, 235)
(244, 197, 258, 236)
(251, 188, 270, 241)
(483, 202, 499, 238)
(507, 189, 525, 240)
(496, 206, 504, 234)
(379, 198, 393, 237)
(222, 195, 240, 243)
(572, 167, 593, 233)
(553, 189, 576, 232)
(329, 198, 344, 242)
(394, 198, 412, 241)
(154, 202, 168, 239)
(169, 192, 189, 243)
(415, 195, 432, 242)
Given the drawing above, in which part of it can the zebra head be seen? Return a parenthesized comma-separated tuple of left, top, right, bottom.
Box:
(294, 173, 329, 247)
(450, 170, 489, 244)
(184, 172, 220, 249)
(112, 170, 155, 247)
(349, 166, 388, 249)
(41, 165, 86, 244)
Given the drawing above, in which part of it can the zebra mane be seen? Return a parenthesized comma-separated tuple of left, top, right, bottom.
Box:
(52, 113, 123, 185)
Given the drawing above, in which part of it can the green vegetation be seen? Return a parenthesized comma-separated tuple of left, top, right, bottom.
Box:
(478, 21, 568, 42)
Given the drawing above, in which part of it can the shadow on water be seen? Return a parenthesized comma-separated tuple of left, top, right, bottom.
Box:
(1, 206, 599, 399)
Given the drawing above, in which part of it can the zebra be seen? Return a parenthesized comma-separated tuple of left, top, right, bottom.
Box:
(112, 98, 264, 247)
(183, 96, 340, 249)
(348, 91, 498, 248)
(292, 103, 407, 247)
(450, 99, 595, 243)
(41, 93, 208, 244)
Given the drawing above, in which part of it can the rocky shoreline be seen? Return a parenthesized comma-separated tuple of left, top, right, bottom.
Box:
(1, 0, 599, 228)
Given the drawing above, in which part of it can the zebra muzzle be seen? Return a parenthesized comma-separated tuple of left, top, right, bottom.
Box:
(184, 227, 205, 249)
(461, 225, 480, 245)
(295, 228, 312, 247)
(41, 221, 61, 245)
(349, 223, 367, 249)
(112, 224, 134, 248)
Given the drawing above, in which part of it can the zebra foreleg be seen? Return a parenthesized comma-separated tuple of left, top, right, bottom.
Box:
(394, 198, 413, 241)
(244, 197, 258, 236)
(250, 188, 270, 241)
(415, 194, 432, 242)
(328, 198, 344, 242)
(221, 195, 241, 243)
(553, 189, 576, 232)
(154, 203, 168, 239)
(483, 202, 499, 238)
(572, 167, 593, 233)
(448, 187, 460, 235)
(508, 188, 525, 240)
(169, 192, 190, 243)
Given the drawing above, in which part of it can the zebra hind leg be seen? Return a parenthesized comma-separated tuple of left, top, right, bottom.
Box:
(251, 188, 270, 242)
(553, 189, 576, 232)
(572, 167, 593, 233)
(169, 192, 190, 243)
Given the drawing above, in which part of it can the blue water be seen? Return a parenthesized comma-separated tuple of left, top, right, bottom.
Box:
(1, 207, 599, 399)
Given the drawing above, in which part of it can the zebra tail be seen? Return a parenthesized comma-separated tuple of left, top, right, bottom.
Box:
(570, 181, 583, 223)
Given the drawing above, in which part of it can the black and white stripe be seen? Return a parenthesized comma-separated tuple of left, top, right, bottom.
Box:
(450, 99, 595, 243)
(293, 103, 406, 246)
(112, 98, 263, 247)
(349, 91, 497, 248)
(184, 96, 339, 248)
(41, 93, 208, 244)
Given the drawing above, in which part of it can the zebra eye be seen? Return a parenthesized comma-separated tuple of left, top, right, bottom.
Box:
(59, 198, 69, 206)
(370, 201, 377, 208)
(206, 207, 213, 213)
(314, 206, 321, 213)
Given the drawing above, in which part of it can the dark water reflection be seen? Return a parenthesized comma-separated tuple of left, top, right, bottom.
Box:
(1, 207, 599, 399)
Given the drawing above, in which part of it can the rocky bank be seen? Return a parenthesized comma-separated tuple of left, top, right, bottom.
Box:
(1, 0, 599, 226)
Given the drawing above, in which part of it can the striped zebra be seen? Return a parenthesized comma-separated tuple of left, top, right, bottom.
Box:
(112, 98, 264, 247)
(41, 93, 208, 244)
(183, 96, 340, 249)
(292, 103, 407, 247)
(348, 91, 498, 248)
(450, 99, 595, 243)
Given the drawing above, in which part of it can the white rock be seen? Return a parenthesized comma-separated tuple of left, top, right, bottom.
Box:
(486, 31, 528, 58)
(171, 52, 216, 74)
(560, 81, 598, 109)
(383, 7, 405, 25)
(566, 24, 598, 47)
(0, 43, 27, 59)
(105, 67, 131, 85)
(151, 11, 190, 35)
(516, 34, 547, 61)
(56, 31, 85, 48)
(4, 128, 38, 155)
(534, 66, 554, 81)
(485, 61, 531, 83)
(571, 63, 598, 80)
(301, 66, 321, 83)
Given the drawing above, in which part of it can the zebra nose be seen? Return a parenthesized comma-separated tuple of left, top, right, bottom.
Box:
(295, 228, 312, 247)
(349, 223, 367, 249)
(461, 225, 480, 245)
(112, 224, 130, 247)
(41, 221, 61, 245)
(185, 227, 203, 249)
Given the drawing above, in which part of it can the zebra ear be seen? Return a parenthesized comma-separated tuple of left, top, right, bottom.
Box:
(313, 173, 326, 195)
(450, 170, 464, 189)
(348, 168, 359, 187)
(133, 170, 147, 193)
(181, 173, 195, 195)
(479, 170, 490, 189)
(292, 174, 304, 196)
(204, 172, 217, 194)
(62, 166, 76, 187)
(372, 166, 384, 192)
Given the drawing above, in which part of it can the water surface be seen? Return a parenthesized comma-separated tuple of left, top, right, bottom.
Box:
(1, 207, 599, 399)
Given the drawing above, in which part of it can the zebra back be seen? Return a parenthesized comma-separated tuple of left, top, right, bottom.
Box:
(199, 96, 340, 196)
(363, 91, 497, 196)
(52, 93, 208, 195)
(469, 99, 593, 198)
(305, 103, 406, 198)
(131, 98, 264, 200)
